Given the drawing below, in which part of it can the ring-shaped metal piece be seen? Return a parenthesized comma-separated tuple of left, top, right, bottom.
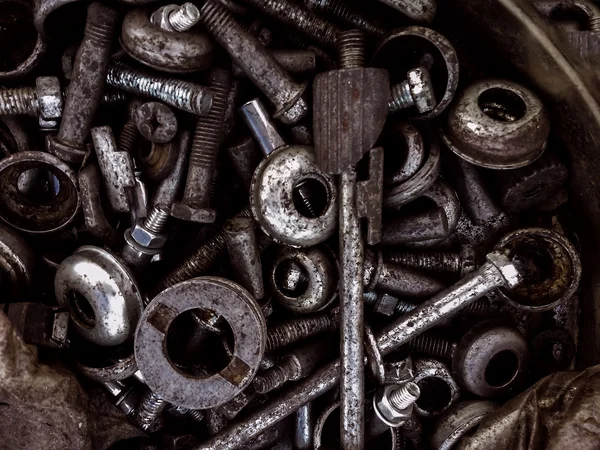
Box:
(413, 358, 460, 417)
(0, 223, 35, 300)
(250, 146, 338, 248)
(77, 353, 138, 382)
(135, 277, 266, 410)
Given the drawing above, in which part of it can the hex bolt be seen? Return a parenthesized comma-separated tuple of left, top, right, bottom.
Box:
(236, 0, 341, 47)
(301, 0, 386, 36)
(223, 217, 264, 299)
(151, 3, 201, 32)
(172, 69, 231, 223)
(383, 244, 477, 276)
(389, 67, 437, 114)
(389, 383, 420, 410)
(122, 205, 170, 270)
(266, 308, 339, 353)
(373, 382, 420, 428)
(365, 291, 490, 316)
(132, 390, 168, 432)
(199, 0, 309, 125)
(46, 3, 119, 163)
(106, 61, 213, 116)
(192, 251, 522, 450)
(253, 341, 327, 394)
(0, 77, 62, 122)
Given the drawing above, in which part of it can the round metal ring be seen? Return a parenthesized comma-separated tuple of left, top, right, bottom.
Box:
(0, 223, 35, 300)
(431, 400, 497, 450)
(77, 353, 138, 382)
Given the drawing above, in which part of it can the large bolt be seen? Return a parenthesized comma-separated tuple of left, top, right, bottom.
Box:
(199, 0, 308, 125)
(172, 69, 231, 223)
(47, 3, 119, 163)
(382, 244, 477, 276)
(191, 251, 522, 450)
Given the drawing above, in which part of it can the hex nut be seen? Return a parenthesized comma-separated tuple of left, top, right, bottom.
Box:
(36, 76, 63, 120)
(373, 293, 400, 316)
(373, 384, 414, 427)
(131, 222, 168, 249)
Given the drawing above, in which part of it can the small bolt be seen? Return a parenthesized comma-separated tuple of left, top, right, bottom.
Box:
(266, 308, 339, 353)
(383, 244, 477, 276)
(388, 382, 420, 410)
(151, 3, 201, 32)
(142, 205, 170, 234)
(199, 0, 308, 125)
(132, 390, 168, 432)
(389, 67, 437, 114)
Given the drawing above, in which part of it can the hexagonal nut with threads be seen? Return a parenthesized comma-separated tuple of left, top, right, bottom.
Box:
(131, 222, 167, 249)
(373, 382, 420, 427)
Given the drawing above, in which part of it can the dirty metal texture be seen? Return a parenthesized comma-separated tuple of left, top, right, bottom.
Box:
(268, 244, 338, 314)
(0, 222, 34, 300)
(458, 365, 600, 450)
(494, 152, 568, 212)
(313, 67, 389, 174)
(0, 151, 79, 234)
(453, 322, 528, 398)
(225, 136, 263, 192)
(135, 277, 266, 410)
(364, 324, 386, 384)
(494, 228, 581, 311)
(250, 145, 338, 247)
(135, 101, 178, 144)
(76, 353, 138, 383)
(192, 253, 520, 449)
(265, 309, 339, 353)
(0, 116, 39, 154)
(294, 402, 313, 450)
(232, 49, 317, 78)
(223, 217, 265, 300)
(54, 246, 144, 347)
(357, 147, 385, 245)
(91, 126, 136, 214)
(431, 400, 498, 450)
(147, 131, 190, 188)
(364, 249, 447, 298)
(200, 0, 309, 125)
(121, 8, 213, 74)
(3, 302, 68, 348)
(384, 122, 426, 186)
(374, 0, 436, 21)
(46, 3, 118, 164)
(33, 0, 87, 39)
(373, 27, 460, 120)
(78, 164, 122, 249)
(380, 207, 449, 245)
(530, 328, 576, 377)
(240, 98, 287, 157)
(383, 141, 440, 209)
(441, 79, 550, 169)
(301, 0, 388, 37)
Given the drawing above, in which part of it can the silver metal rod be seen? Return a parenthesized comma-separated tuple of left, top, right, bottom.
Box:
(338, 168, 365, 449)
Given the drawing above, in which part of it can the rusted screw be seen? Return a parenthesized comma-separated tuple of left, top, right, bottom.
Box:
(389, 67, 437, 114)
(382, 244, 477, 276)
(172, 69, 231, 223)
(151, 3, 201, 32)
(266, 308, 339, 353)
(199, 0, 308, 125)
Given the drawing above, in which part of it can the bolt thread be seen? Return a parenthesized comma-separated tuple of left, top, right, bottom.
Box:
(107, 61, 212, 115)
(383, 251, 461, 273)
(201, 1, 238, 38)
(363, 291, 378, 306)
(590, 15, 600, 31)
(102, 91, 128, 104)
(155, 206, 253, 292)
(133, 391, 167, 431)
(295, 181, 317, 218)
(253, 358, 297, 393)
(143, 205, 170, 233)
(389, 382, 420, 411)
(465, 298, 491, 314)
(238, 0, 339, 46)
(338, 30, 364, 68)
(316, 0, 384, 36)
(408, 334, 455, 360)
(266, 313, 337, 353)
(395, 300, 417, 315)
(389, 81, 414, 112)
(186, 409, 205, 423)
(0, 88, 39, 116)
(169, 3, 201, 31)
(85, 18, 118, 47)
(189, 69, 231, 170)
(118, 120, 139, 154)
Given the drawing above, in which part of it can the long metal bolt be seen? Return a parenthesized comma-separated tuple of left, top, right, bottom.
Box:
(389, 67, 437, 114)
(266, 308, 339, 353)
(364, 291, 490, 316)
(47, 3, 119, 164)
(301, 0, 386, 36)
(383, 244, 477, 276)
(0, 77, 62, 119)
(107, 61, 213, 116)
(199, 0, 308, 125)
(133, 390, 168, 432)
(191, 251, 521, 450)
(151, 3, 201, 32)
(172, 69, 231, 223)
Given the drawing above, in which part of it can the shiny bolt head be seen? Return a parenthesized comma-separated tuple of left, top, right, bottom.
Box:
(407, 67, 436, 114)
(131, 222, 167, 249)
(486, 251, 522, 288)
(373, 384, 417, 427)
(36, 76, 63, 120)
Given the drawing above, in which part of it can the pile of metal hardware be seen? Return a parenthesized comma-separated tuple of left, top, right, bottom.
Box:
(0, 0, 590, 448)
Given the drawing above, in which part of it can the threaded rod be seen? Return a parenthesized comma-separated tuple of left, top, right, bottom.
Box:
(389, 382, 420, 411)
(338, 30, 364, 69)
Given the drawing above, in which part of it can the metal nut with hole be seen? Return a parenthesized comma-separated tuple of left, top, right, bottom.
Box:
(412, 357, 460, 418)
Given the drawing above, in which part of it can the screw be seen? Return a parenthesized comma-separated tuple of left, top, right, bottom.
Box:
(132, 390, 168, 432)
(266, 308, 339, 353)
(199, 0, 308, 125)
(389, 67, 437, 114)
(46, 3, 119, 164)
(301, 0, 386, 36)
(143, 205, 170, 234)
(388, 382, 420, 410)
(106, 61, 213, 116)
(383, 244, 477, 276)
(172, 69, 231, 223)
(135, 102, 179, 144)
(151, 3, 201, 32)
(0, 77, 62, 120)
(169, 405, 205, 423)
(408, 334, 458, 360)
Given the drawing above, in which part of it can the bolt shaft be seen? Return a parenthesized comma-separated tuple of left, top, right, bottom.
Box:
(408, 334, 456, 360)
(107, 61, 213, 116)
(118, 119, 139, 155)
(143, 205, 170, 234)
(590, 15, 600, 31)
(169, 3, 201, 31)
(388, 382, 420, 411)
(383, 250, 461, 273)
(253, 358, 299, 394)
(0, 87, 38, 116)
(389, 81, 415, 112)
(133, 390, 167, 432)
(302, 0, 385, 36)
(266, 311, 338, 353)
(338, 30, 365, 69)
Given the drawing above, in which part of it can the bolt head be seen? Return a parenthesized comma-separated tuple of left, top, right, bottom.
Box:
(373, 384, 414, 427)
(373, 293, 399, 316)
(36, 77, 63, 120)
(407, 67, 436, 114)
(131, 222, 167, 249)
